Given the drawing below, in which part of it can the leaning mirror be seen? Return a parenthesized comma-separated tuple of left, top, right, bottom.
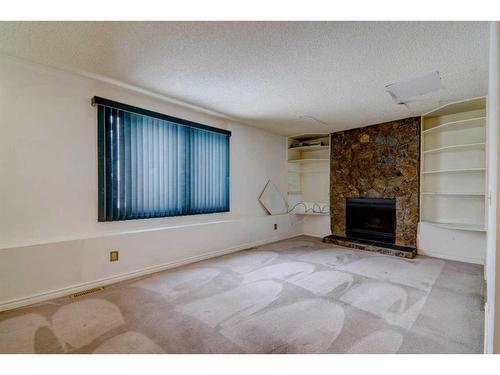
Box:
(258, 180, 288, 215)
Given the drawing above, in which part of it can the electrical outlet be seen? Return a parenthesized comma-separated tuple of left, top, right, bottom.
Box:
(109, 250, 119, 262)
(273, 223, 278, 230)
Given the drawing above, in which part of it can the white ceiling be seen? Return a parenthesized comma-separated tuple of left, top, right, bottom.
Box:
(0, 21, 490, 135)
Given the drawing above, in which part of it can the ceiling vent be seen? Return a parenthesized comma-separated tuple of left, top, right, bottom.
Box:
(385, 71, 443, 104)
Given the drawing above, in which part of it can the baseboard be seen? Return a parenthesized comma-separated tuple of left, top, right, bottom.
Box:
(417, 248, 484, 265)
(302, 232, 329, 239)
(0, 232, 301, 312)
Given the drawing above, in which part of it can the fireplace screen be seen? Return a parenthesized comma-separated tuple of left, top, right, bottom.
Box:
(346, 198, 396, 244)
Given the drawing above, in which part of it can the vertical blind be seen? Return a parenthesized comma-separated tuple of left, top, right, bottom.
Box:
(93, 97, 230, 221)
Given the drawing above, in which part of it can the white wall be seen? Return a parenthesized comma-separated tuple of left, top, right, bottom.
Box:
(418, 222, 486, 264)
(302, 215, 331, 238)
(0, 56, 302, 311)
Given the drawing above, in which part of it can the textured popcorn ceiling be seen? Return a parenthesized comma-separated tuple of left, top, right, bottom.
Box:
(0, 21, 489, 135)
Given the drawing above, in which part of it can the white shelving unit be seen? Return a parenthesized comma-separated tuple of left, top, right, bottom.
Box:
(420, 97, 487, 231)
(419, 97, 487, 264)
(423, 168, 486, 175)
(288, 159, 330, 163)
(287, 133, 331, 237)
(294, 212, 330, 216)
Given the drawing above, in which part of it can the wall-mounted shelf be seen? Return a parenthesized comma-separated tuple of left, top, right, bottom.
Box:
(287, 133, 331, 235)
(422, 221, 486, 232)
(420, 97, 487, 235)
(422, 192, 485, 196)
(288, 145, 330, 152)
(423, 168, 485, 175)
(294, 212, 330, 216)
(423, 142, 485, 154)
(422, 116, 486, 134)
(288, 158, 329, 163)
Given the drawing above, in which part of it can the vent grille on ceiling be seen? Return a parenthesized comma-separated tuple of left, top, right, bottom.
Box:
(385, 71, 443, 104)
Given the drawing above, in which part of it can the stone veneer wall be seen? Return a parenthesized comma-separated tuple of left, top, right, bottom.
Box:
(330, 117, 420, 247)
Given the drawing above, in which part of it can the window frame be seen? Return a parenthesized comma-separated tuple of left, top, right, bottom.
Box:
(93, 96, 231, 222)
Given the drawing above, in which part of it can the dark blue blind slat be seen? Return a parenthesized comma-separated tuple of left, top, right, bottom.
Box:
(119, 110, 126, 220)
(97, 100, 230, 221)
(127, 113, 132, 218)
(191, 129, 222, 214)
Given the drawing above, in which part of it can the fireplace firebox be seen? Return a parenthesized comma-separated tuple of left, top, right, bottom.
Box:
(346, 198, 396, 244)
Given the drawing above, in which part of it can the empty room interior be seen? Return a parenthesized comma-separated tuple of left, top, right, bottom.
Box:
(2, 20, 500, 355)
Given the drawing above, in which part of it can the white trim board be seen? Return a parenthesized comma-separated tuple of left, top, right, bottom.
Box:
(302, 232, 328, 239)
(0, 233, 302, 312)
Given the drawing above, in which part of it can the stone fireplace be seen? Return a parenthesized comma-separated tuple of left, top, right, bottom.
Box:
(323, 117, 420, 257)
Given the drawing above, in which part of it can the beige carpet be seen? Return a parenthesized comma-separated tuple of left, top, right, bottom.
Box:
(0, 236, 484, 353)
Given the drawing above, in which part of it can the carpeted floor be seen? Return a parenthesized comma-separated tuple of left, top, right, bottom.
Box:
(0, 236, 484, 353)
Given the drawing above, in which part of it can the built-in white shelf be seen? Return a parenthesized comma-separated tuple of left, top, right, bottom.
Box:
(288, 145, 330, 152)
(420, 97, 487, 238)
(422, 221, 486, 232)
(288, 170, 329, 174)
(288, 158, 329, 163)
(423, 168, 485, 175)
(423, 142, 485, 154)
(287, 133, 330, 228)
(422, 116, 486, 134)
(294, 212, 330, 216)
(422, 192, 485, 197)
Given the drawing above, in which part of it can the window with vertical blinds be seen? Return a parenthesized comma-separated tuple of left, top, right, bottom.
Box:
(93, 97, 230, 221)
